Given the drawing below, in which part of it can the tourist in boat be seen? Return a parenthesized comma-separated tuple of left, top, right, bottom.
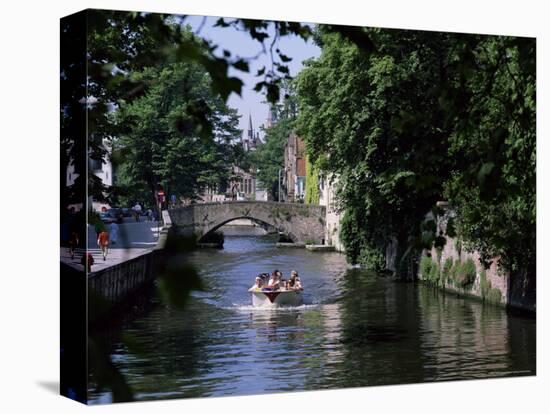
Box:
(275, 270, 286, 288)
(288, 270, 303, 290)
(251, 276, 263, 290)
(267, 270, 282, 289)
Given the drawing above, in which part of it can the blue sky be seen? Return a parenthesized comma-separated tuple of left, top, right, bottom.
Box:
(184, 15, 320, 140)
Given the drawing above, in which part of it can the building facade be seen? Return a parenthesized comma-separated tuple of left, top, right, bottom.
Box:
(199, 113, 260, 203)
(318, 174, 344, 251)
(283, 133, 306, 202)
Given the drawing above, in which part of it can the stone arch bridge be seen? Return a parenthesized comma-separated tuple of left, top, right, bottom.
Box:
(168, 201, 326, 244)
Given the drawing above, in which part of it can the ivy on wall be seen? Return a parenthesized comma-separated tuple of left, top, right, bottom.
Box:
(305, 155, 320, 205)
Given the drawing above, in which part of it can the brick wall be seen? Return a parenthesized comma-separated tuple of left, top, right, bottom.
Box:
(418, 209, 535, 312)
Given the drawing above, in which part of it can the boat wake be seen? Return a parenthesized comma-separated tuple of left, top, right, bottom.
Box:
(227, 303, 319, 312)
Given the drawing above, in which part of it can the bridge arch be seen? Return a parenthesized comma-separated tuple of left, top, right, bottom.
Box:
(198, 215, 292, 242)
(168, 201, 326, 245)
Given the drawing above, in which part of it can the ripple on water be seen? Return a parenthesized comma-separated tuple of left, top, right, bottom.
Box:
(88, 235, 536, 403)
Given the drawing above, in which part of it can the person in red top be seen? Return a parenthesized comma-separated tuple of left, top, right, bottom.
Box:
(97, 230, 110, 261)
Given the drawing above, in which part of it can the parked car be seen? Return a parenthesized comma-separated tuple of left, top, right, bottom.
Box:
(106, 208, 124, 223)
(99, 212, 115, 224)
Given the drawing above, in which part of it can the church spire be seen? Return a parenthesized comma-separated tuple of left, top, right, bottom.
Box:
(248, 113, 253, 140)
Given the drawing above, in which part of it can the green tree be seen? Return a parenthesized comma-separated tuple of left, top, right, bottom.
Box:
(62, 11, 312, 208)
(442, 36, 536, 277)
(296, 27, 535, 278)
(62, 11, 374, 209)
(297, 28, 455, 270)
(114, 60, 243, 205)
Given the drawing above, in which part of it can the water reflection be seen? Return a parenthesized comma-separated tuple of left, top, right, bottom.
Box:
(88, 235, 535, 404)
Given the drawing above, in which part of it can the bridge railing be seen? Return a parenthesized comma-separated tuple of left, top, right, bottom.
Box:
(168, 200, 325, 209)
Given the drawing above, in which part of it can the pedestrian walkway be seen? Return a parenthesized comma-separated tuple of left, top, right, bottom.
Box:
(60, 246, 152, 273)
(61, 220, 163, 274)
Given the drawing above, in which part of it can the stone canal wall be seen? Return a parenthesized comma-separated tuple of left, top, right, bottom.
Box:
(88, 250, 158, 305)
(418, 209, 535, 312)
(88, 217, 171, 307)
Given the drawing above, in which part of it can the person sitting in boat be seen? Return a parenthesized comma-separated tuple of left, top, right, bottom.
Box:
(288, 270, 303, 290)
(267, 270, 282, 290)
(277, 271, 288, 290)
(251, 276, 263, 290)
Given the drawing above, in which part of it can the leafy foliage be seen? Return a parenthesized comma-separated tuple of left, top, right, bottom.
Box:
(420, 256, 442, 286)
(113, 57, 243, 205)
(296, 26, 535, 278)
(442, 257, 454, 286)
(420, 256, 435, 282)
(480, 268, 490, 299)
(442, 37, 536, 276)
(305, 156, 320, 204)
(454, 258, 477, 287)
(479, 268, 503, 304)
(61, 10, 314, 208)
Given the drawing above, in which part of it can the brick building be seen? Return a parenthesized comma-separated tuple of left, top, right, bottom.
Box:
(283, 133, 306, 202)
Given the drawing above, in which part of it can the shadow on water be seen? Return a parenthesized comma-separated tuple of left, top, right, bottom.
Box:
(88, 231, 206, 404)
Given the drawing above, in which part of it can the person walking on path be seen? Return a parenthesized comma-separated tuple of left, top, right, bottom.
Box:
(97, 230, 110, 261)
(109, 222, 119, 245)
(133, 202, 142, 222)
(68, 231, 79, 259)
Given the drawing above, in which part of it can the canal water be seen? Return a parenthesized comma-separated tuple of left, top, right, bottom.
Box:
(88, 234, 536, 404)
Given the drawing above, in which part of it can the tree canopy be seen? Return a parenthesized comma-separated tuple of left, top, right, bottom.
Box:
(61, 11, 379, 208)
(296, 27, 535, 277)
(113, 58, 243, 205)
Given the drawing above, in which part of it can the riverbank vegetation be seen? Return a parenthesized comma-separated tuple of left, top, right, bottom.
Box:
(296, 27, 535, 279)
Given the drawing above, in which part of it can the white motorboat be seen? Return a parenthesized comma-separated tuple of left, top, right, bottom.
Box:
(248, 287, 304, 307)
